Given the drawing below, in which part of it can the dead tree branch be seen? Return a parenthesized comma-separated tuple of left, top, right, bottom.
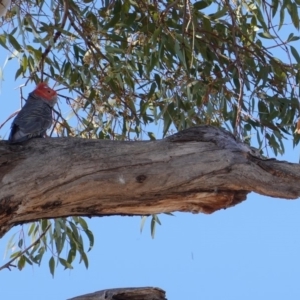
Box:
(1, 126, 300, 238)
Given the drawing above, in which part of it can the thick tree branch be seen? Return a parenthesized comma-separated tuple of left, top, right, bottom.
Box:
(1, 125, 300, 237)
(68, 287, 166, 300)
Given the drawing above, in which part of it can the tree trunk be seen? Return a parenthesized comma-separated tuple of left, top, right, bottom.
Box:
(1, 125, 300, 237)
(67, 287, 166, 300)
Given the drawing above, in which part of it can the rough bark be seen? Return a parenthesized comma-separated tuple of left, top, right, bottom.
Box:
(1, 125, 300, 237)
(68, 287, 166, 300)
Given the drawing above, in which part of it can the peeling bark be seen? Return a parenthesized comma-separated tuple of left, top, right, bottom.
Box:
(67, 287, 166, 300)
(0, 125, 300, 237)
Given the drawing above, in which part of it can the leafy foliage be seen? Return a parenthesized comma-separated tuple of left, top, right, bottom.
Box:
(1, 0, 300, 271)
(4, 217, 94, 276)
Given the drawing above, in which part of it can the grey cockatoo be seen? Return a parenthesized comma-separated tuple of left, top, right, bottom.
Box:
(9, 82, 57, 143)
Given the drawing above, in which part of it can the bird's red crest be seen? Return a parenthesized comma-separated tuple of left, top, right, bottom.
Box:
(33, 82, 57, 100)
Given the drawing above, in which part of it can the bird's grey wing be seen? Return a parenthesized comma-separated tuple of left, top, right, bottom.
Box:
(9, 101, 53, 143)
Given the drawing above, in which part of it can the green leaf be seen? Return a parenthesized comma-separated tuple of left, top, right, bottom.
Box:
(272, 0, 279, 17)
(15, 66, 24, 80)
(289, 36, 300, 42)
(24, 256, 33, 265)
(148, 132, 156, 140)
(148, 82, 156, 99)
(150, 216, 156, 239)
(137, 62, 143, 77)
(104, 13, 120, 29)
(194, 0, 211, 10)
(22, 55, 28, 70)
(209, 7, 228, 19)
(203, 17, 212, 32)
(0, 34, 8, 49)
(147, 52, 159, 74)
(163, 111, 172, 137)
(84, 229, 94, 252)
(28, 223, 36, 236)
(41, 219, 49, 232)
(258, 32, 276, 39)
(154, 73, 161, 89)
(18, 238, 23, 248)
(289, 3, 299, 29)
(67, 248, 76, 265)
(151, 27, 162, 45)
(290, 46, 300, 63)
(49, 256, 55, 277)
(59, 257, 73, 269)
(80, 252, 89, 269)
(77, 217, 88, 230)
(18, 255, 26, 271)
(64, 61, 72, 78)
(8, 34, 22, 51)
(279, 6, 285, 30)
(174, 41, 187, 69)
(140, 216, 147, 233)
(153, 214, 161, 225)
(73, 45, 80, 61)
(69, 222, 80, 242)
(105, 46, 124, 54)
(124, 12, 137, 26)
(113, 0, 122, 13)
(10, 251, 22, 259)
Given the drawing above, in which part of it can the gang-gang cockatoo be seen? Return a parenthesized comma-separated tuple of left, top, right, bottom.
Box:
(9, 82, 57, 143)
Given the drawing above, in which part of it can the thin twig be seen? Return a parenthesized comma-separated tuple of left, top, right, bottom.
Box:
(185, 1, 194, 68)
(67, 9, 109, 65)
(0, 224, 51, 272)
(0, 110, 19, 130)
(40, 0, 69, 81)
(24, 0, 69, 86)
(223, 0, 244, 138)
(161, 0, 180, 18)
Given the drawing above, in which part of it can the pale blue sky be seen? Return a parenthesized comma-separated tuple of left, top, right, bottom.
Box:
(1, 7, 300, 300)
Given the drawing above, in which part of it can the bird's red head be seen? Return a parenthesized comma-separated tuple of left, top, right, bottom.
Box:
(33, 82, 57, 101)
